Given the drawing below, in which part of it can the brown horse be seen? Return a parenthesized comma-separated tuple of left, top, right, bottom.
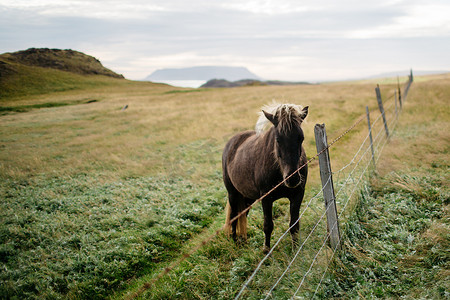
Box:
(223, 103, 308, 252)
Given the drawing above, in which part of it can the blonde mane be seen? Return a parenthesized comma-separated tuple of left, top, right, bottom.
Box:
(255, 102, 306, 134)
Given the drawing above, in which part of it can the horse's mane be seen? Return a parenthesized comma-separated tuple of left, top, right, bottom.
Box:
(255, 102, 306, 135)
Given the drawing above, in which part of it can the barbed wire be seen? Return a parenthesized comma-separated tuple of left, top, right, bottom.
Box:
(332, 128, 372, 176)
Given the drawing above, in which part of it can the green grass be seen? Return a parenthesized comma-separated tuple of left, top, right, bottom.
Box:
(0, 58, 128, 100)
(317, 168, 449, 299)
(0, 174, 225, 299)
(0, 99, 98, 114)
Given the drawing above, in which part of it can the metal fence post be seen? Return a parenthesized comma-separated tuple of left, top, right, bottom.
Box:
(314, 124, 341, 250)
(375, 85, 389, 138)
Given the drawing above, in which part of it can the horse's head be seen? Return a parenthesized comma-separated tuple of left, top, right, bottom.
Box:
(263, 104, 308, 188)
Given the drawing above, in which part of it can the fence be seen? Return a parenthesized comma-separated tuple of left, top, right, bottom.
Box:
(236, 70, 414, 299)
(131, 70, 414, 299)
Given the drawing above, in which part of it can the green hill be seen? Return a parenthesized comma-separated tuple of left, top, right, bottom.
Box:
(0, 48, 125, 99)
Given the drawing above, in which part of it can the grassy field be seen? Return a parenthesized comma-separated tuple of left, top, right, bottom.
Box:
(0, 72, 448, 298)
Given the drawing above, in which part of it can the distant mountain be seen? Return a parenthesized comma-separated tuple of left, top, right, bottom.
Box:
(201, 79, 310, 88)
(145, 66, 261, 81)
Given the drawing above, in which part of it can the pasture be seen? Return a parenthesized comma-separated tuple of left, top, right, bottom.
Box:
(0, 73, 448, 298)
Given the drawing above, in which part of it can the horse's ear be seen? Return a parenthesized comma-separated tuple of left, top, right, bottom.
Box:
(300, 106, 309, 120)
(263, 110, 278, 126)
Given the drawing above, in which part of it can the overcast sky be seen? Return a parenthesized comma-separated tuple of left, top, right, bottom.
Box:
(1, 0, 449, 81)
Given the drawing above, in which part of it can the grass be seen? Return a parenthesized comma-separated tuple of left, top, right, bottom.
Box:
(318, 169, 449, 299)
(0, 71, 448, 299)
(0, 56, 128, 100)
(0, 174, 224, 298)
(0, 99, 99, 114)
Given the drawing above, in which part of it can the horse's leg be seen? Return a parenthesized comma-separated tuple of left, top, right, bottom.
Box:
(289, 190, 305, 248)
(289, 199, 301, 248)
(262, 199, 274, 253)
(228, 194, 240, 242)
(223, 167, 242, 242)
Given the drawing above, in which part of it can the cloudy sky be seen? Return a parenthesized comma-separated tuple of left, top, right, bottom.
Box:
(1, 0, 449, 81)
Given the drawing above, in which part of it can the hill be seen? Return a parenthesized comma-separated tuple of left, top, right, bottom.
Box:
(0, 48, 125, 99)
(1, 48, 123, 78)
(145, 66, 261, 81)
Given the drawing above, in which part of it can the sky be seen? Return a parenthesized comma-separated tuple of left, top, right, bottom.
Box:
(1, 0, 449, 82)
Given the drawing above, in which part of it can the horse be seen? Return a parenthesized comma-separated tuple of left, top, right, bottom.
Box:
(222, 103, 308, 252)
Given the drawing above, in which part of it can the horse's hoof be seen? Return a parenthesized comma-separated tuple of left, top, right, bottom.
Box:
(263, 245, 271, 254)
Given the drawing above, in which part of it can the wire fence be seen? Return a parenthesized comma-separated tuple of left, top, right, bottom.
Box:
(235, 71, 413, 299)
(131, 71, 413, 299)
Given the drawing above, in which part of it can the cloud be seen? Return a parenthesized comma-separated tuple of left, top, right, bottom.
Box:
(1, 0, 449, 81)
(346, 3, 450, 38)
(0, 0, 167, 19)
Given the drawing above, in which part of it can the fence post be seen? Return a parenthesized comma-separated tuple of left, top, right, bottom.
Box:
(366, 106, 376, 169)
(375, 85, 389, 138)
(394, 90, 398, 118)
(397, 77, 402, 109)
(403, 69, 413, 101)
(314, 124, 341, 250)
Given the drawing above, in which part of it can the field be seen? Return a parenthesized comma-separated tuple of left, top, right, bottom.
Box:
(0, 72, 449, 298)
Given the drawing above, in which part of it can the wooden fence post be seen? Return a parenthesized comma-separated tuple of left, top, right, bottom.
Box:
(395, 90, 398, 117)
(375, 85, 389, 138)
(397, 76, 402, 109)
(366, 106, 376, 169)
(314, 124, 341, 250)
(403, 69, 413, 101)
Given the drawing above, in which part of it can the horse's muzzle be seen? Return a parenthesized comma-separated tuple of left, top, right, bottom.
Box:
(284, 171, 302, 188)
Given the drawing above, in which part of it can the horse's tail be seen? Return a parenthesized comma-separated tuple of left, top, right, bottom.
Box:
(224, 201, 248, 239)
(236, 201, 248, 239)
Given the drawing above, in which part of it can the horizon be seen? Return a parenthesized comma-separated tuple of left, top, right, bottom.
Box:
(1, 0, 449, 82)
(2, 47, 447, 86)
